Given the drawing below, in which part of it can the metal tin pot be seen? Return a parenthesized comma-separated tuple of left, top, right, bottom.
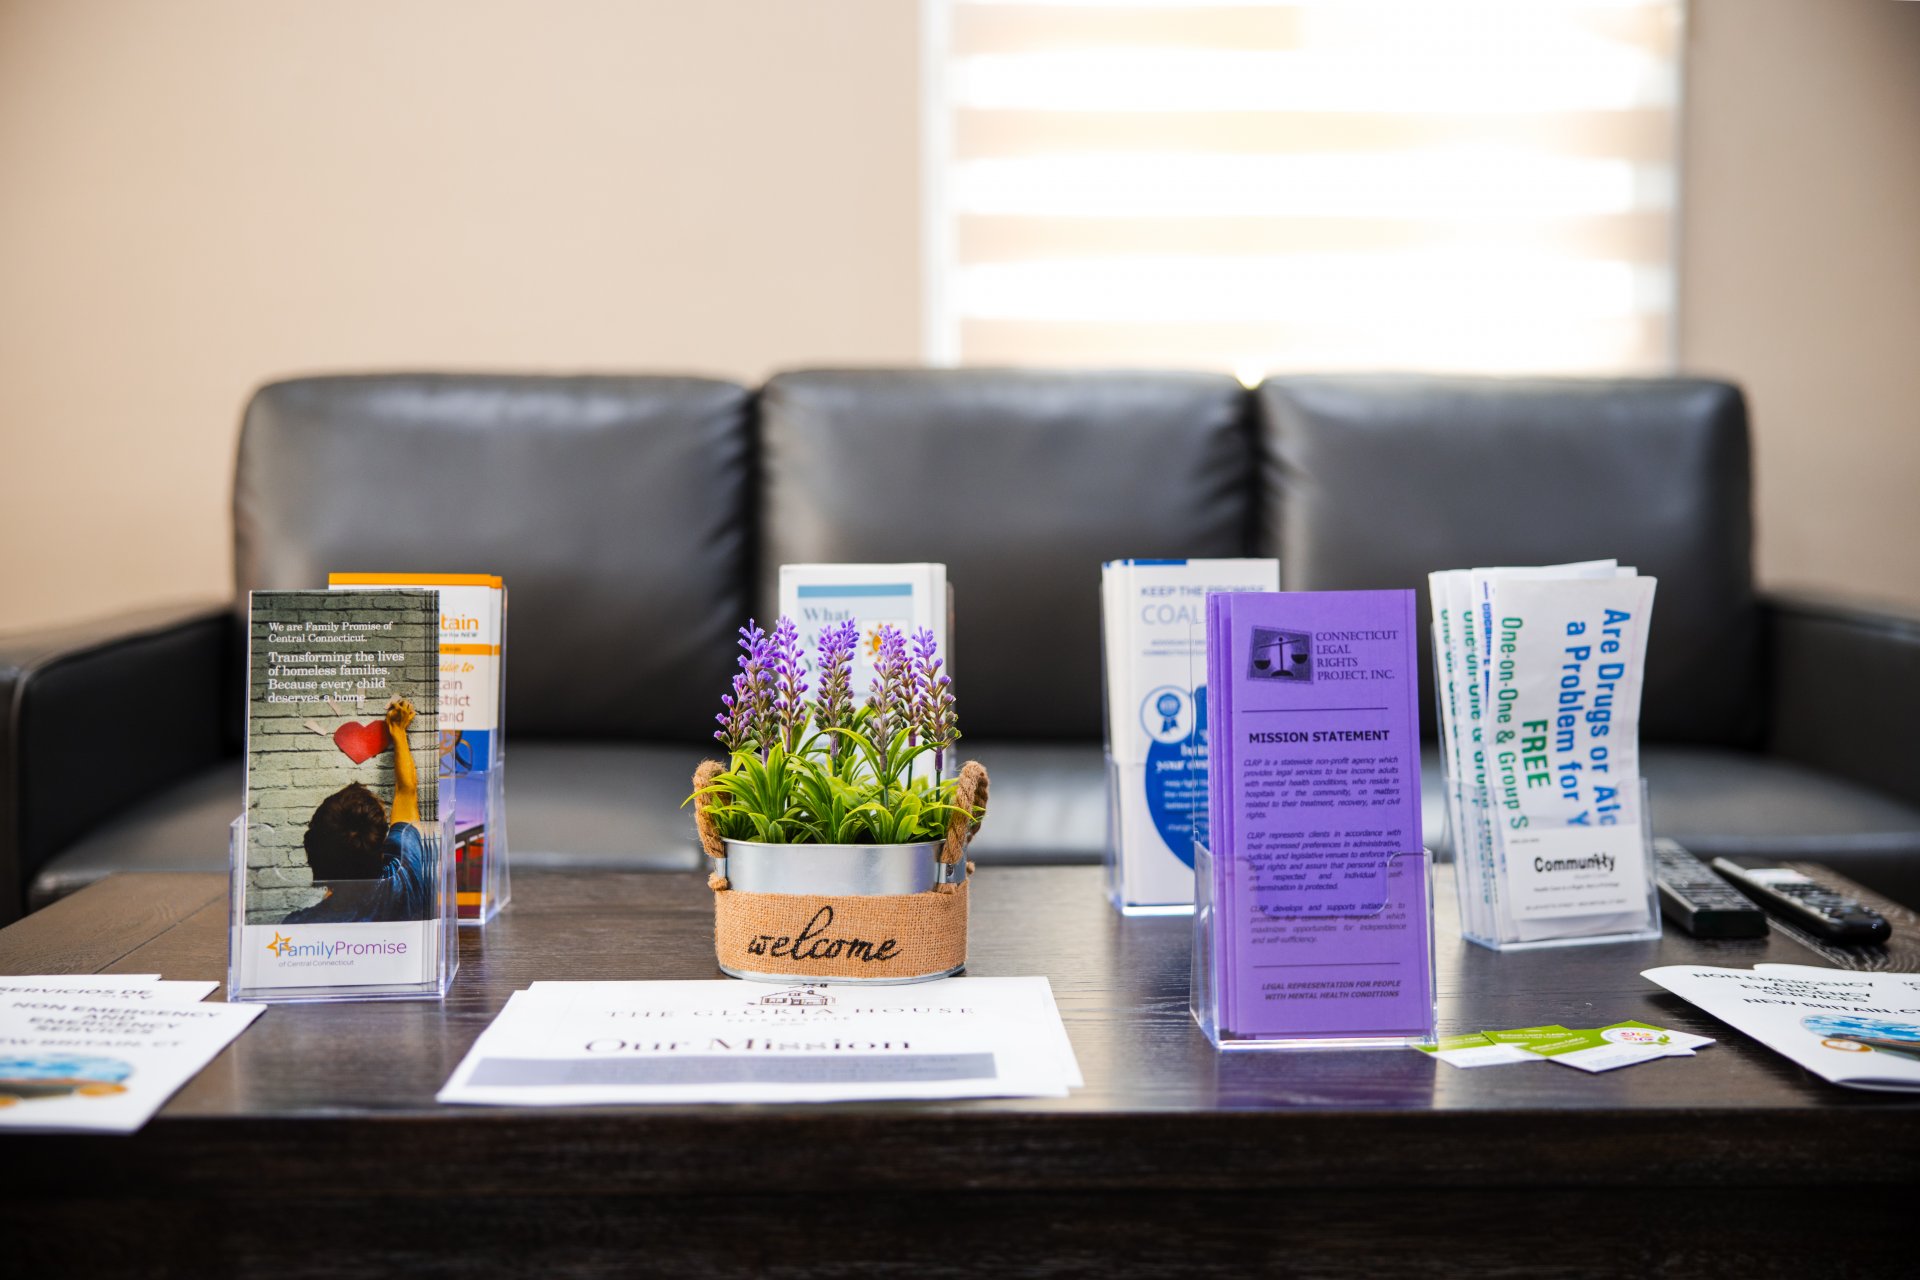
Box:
(719, 839, 965, 897)
(714, 839, 968, 984)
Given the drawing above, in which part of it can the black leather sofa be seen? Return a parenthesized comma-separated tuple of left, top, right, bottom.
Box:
(4, 370, 1917, 925)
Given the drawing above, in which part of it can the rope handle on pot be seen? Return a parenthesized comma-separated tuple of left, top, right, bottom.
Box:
(692, 760, 729, 889)
(933, 760, 988, 895)
(941, 761, 989, 865)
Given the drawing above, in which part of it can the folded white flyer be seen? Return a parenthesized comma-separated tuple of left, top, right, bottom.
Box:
(1644, 964, 1920, 1092)
(439, 977, 1083, 1106)
(1430, 561, 1624, 944)
(0, 989, 265, 1132)
(1429, 569, 1486, 940)
(1751, 964, 1920, 996)
(1485, 572, 1656, 940)
(1430, 559, 1658, 946)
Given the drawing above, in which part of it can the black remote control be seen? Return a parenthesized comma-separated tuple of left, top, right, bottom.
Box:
(1654, 840, 1769, 938)
(1709, 857, 1892, 946)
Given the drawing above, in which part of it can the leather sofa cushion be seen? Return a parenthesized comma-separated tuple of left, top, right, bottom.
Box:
(758, 370, 1255, 740)
(501, 742, 709, 872)
(26, 740, 1108, 908)
(29, 762, 245, 912)
(28, 742, 713, 912)
(234, 375, 754, 741)
(1258, 376, 1759, 748)
(958, 743, 1112, 866)
(33, 742, 1920, 913)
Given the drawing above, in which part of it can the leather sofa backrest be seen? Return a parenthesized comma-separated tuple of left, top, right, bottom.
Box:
(758, 370, 1256, 740)
(1257, 375, 1760, 747)
(234, 374, 754, 740)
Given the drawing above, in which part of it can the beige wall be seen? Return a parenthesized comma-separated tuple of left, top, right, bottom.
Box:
(3, 0, 1916, 634)
(1681, 0, 1920, 610)
(0, 0, 922, 631)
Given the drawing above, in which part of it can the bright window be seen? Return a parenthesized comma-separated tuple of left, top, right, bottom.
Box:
(922, 0, 1684, 377)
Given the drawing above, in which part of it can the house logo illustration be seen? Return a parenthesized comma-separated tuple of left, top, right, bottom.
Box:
(756, 985, 834, 1008)
(266, 930, 294, 957)
(1248, 628, 1314, 682)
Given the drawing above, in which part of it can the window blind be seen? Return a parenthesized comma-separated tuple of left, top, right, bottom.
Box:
(924, 0, 1684, 377)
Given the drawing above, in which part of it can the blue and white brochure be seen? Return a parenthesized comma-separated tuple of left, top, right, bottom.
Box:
(778, 563, 951, 699)
(1101, 558, 1278, 912)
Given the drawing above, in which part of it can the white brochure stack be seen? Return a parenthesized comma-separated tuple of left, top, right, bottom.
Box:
(778, 563, 952, 787)
(1429, 560, 1663, 949)
(778, 563, 951, 697)
(1101, 557, 1278, 914)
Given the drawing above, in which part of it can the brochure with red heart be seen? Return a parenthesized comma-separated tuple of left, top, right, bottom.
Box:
(332, 718, 391, 764)
(236, 589, 455, 1001)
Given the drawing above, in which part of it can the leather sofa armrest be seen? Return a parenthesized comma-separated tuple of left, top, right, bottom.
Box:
(1763, 590, 1920, 808)
(0, 603, 236, 923)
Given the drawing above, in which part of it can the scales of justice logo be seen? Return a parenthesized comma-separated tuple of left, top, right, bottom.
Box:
(1248, 628, 1314, 682)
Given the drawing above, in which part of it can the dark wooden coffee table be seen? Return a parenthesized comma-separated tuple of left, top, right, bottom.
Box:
(2, 864, 1915, 1277)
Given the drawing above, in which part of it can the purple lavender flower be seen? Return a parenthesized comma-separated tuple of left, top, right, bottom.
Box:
(865, 623, 911, 751)
(924, 674, 959, 777)
(902, 628, 959, 773)
(733, 620, 779, 757)
(813, 619, 859, 762)
(768, 616, 808, 752)
(906, 628, 940, 749)
(714, 670, 754, 752)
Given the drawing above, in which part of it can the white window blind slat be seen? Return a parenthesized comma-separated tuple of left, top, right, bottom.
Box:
(926, 0, 1684, 376)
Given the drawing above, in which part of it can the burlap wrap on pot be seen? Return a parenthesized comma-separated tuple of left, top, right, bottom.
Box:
(693, 760, 988, 982)
(711, 881, 970, 981)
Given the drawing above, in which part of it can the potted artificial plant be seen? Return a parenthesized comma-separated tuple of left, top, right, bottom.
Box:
(689, 618, 987, 983)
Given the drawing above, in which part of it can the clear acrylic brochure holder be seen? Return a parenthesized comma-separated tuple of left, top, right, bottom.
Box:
(329, 574, 511, 927)
(1188, 610, 1437, 1050)
(1432, 621, 1661, 951)
(228, 813, 458, 1003)
(459, 578, 510, 924)
(451, 745, 511, 927)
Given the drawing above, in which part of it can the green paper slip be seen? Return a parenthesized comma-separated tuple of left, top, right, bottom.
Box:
(1523, 1029, 1640, 1058)
(1412, 1030, 1542, 1069)
(1417, 1032, 1497, 1054)
(1480, 1025, 1572, 1049)
(1457, 1023, 1711, 1074)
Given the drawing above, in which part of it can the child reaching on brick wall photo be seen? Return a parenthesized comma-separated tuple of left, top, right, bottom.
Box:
(285, 696, 436, 924)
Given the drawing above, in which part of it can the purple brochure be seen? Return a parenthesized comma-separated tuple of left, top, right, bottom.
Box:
(1205, 590, 1432, 1042)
